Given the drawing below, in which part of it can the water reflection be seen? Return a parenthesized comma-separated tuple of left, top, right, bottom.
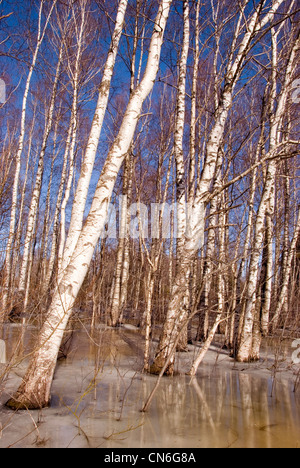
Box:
(0, 326, 300, 448)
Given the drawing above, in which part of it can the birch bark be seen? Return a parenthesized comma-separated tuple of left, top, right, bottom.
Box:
(59, 0, 128, 277)
(6, 0, 172, 410)
(151, 0, 285, 375)
(237, 30, 300, 362)
(173, 0, 190, 352)
(18, 45, 63, 294)
(2, 0, 57, 313)
(272, 209, 300, 329)
(109, 159, 132, 327)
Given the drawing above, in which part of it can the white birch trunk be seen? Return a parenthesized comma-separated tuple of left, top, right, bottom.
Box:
(259, 27, 280, 336)
(143, 152, 172, 371)
(109, 193, 128, 327)
(173, 0, 190, 352)
(260, 209, 274, 335)
(2, 0, 57, 312)
(271, 209, 300, 329)
(57, 123, 76, 275)
(39, 120, 58, 285)
(151, 82, 233, 374)
(118, 155, 134, 319)
(188, 0, 200, 202)
(59, 0, 128, 276)
(6, 0, 172, 410)
(188, 313, 223, 377)
(151, 0, 285, 374)
(237, 31, 300, 362)
(174, 0, 189, 255)
(44, 122, 72, 290)
(19, 45, 62, 293)
(10, 106, 37, 299)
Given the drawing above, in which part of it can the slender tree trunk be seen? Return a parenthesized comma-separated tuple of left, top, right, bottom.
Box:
(19, 45, 62, 295)
(173, 0, 190, 353)
(151, 0, 285, 374)
(2, 0, 57, 314)
(260, 208, 274, 336)
(59, 0, 129, 277)
(10, 105, 37, 301)
(38, 118, 59, 287)
(237, 30, 300, 362)
(109, 151, 133, 326)
(188, 313, 223, 377)
(272, 209, 300, 330)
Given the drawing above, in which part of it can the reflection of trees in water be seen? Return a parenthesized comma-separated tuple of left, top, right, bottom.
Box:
(137, 368, 300, 448)
(1, 326, 300, 448)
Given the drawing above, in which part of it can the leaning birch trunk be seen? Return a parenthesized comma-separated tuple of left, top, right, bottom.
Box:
(6, 0, 172, 410)
(1, 0, 57, 315)
(188, 314, 223, 377)
(59, 0, 128, 278)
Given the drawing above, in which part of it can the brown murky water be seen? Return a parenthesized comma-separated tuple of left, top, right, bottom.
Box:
(0, 324, 300, 448)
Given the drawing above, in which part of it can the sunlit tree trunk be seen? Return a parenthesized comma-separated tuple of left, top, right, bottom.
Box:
(271, 209, 300, 330)
(173, 0, 190, 352)
(236, 94, 267, 347)
(10, 104, 38, 299)
(143, 149, 173, 371)
(18, 44, 63, 296)
(6, 0, 172, 410)
(52, 1, 91, 285)
(38, 117, 59, 287)
(237, 30, 300, 362)
(59, 0, 129, 278)
(109, 155, 133, 327)
(151, 0, 285, 375)
(2, 0, 57, 316)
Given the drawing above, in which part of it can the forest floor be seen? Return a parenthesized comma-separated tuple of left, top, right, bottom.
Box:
(0, 323, 300, 448)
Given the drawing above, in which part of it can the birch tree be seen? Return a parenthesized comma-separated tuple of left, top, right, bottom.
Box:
(151, 0, 286, 375)
(6, 0, 172, 410)
(58, 0, 129, 280)
(18, 44, 63, 300)
(173, 0, 190, 352)
(1, 0, 57, 315)
(109, 2, 144, 327)
(49, 0, 91, 287)
(109, 155, 133, 327)
(271, 208, 300, 330)
(237, 28, 300, 362)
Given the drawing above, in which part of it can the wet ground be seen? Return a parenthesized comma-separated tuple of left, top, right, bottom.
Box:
(0, 323, 300, 448)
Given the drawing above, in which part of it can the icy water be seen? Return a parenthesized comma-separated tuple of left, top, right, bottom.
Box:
(0, 324, 300, 448)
